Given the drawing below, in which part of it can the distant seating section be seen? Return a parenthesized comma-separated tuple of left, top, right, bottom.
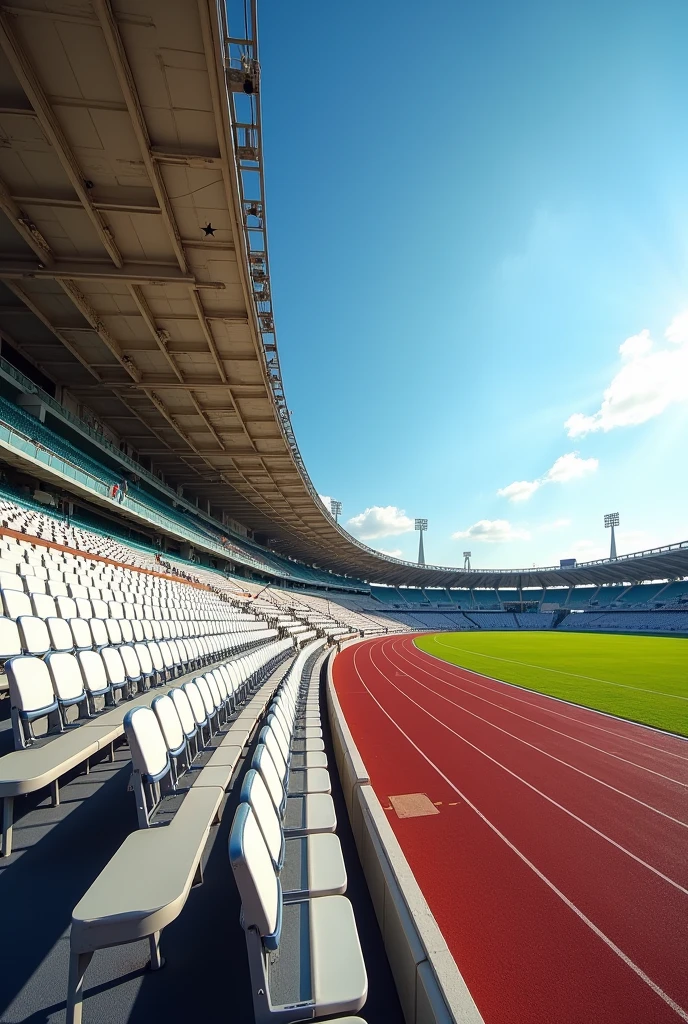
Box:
(561, 610, 688, 633)
(0, 526, 286, 856)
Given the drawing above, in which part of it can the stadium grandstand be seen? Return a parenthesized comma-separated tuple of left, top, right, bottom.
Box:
(0, 4, 685, 1024)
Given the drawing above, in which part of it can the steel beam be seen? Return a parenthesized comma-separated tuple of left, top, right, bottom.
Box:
(0, 258, 221, 286)
(0, 12, 123, 267)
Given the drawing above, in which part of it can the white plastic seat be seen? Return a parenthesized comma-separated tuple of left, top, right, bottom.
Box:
(168, 686, 199, 755)
(229, 803, 366, 1023)
(100, 646, 131, 701)
(240, 768, 346, 900)
(57, 596, 78, 620)
(151, 693, 188, 775)
(31, 592, 57, 619)
(46, 651, 89, 722)
(77, 650, 113, 710)
(69, 618, 93, 651)
(119, 618, 134, 644)
(104, 618, 123, 646)
(0, 615, 21, 659)
(123, 706, 174, 828)
(88, 618, 109, 649)
(46, 616, 74, 652)
(134, 643, 154, 685)
(119, 645, 143, 690)
(181, 680, 210, 743)
(47, 579, 69, 598)
(25, 576, 47, 596)
(2, 588, 32, 620)
(17, 615, 51, 656)
(0, 571, 24, 593)
(6, 655, 62, 748)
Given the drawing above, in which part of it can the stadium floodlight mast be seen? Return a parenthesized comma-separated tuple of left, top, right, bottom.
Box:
(330, 499, 342, 523)
(604, 512, 620, 560)
(415, 518, 428, 566)
(463, 551, 471, 570)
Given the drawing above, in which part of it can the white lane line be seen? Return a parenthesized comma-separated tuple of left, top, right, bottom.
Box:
(413, 638, 688, 764)
(369, 642, 688, 892)
(353, 640, 688, 1023)
(384, 641, 688, 832)
(428, 634, 688, 702)
(393, 640, 688, 790)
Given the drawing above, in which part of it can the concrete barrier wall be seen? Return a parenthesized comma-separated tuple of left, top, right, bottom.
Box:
(326, 643, 484, 1024)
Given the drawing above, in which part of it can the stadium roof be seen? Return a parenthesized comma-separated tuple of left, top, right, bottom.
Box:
(0, 1, 684, 592)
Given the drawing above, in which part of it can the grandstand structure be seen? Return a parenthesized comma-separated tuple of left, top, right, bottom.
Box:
(0, 5, 686, 1024)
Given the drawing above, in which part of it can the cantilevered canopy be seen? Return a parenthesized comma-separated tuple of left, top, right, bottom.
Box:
(0, 1, 684, 592)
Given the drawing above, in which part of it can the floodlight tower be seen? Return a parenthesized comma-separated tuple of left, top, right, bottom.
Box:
(604, 512, 619, 559)
(415, 518, 428, 566)
(463, 551, 471, 570)
(330, 499, 342, 523)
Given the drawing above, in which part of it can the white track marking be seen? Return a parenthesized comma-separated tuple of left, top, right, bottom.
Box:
(351, 641, 688, 1022)
(368, 643, 688, 892)
(392, 640, 688, 791)
(415, 639, 688, 764)
(380, 643, 688, 835)
(429, 634, 688, 702)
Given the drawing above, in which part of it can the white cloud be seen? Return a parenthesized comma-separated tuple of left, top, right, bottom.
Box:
(498, 452, 598, 503)
(452, 519, 531, 543)
(346, 505, 415, 540)
(377, 548, 404, 558)
(497, 480, 541, 503)
(565, 312, 688, 437)
(318, 494, 333, 515)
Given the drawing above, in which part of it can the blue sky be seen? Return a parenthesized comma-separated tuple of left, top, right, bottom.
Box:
(258, 0, 688, 569)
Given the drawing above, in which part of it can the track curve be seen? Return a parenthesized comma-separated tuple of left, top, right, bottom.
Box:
(333, 634, 688, 1024)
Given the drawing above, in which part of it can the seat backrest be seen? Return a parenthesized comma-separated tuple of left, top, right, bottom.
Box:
(148, 640, 164, 672)
(46, 616, 74, 652)
(105, 618, 123, 645)
(152, 694, 185, 754)
(69, 617, 92, 650)
(194, 676, 216, 717)
(252, 744, 285, 812)
(18, 615, 51, 656)
(205, 673, 223, 710)
(56, 595, 78, 619)
(119, 617, 134, 643)
(31, 592, 56, 619)
(0, 616, 21, 658)
(3, 589, 32, 620)
(77, 650, 109, 695)
(134, 642, 153, 675)
(89, 618, 109, 647)
(100, 646, 127, 687)
(120, 644, 141, 679)
(124, 706, 170, 782)
(25, 576, 47, 595)
(259, 724, 287, 778)
(240, 769, 283, 869)
(46, 651, 85, 702)
(7, 656, 57, 712)
(229, 802, 280, 945)
(182, 681, 207, 726)
(266, 714, 291, 762)
(0, 571, 24, 592)
(169, 687, 196, 738)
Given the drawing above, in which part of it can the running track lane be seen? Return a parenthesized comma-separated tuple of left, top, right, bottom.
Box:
(333, 635, 688, 1024)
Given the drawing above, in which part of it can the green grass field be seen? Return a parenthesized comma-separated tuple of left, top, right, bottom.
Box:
(414, 631, 688, 736)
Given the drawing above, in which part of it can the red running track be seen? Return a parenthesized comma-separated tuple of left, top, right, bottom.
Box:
(333, 635, 688, 1024)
